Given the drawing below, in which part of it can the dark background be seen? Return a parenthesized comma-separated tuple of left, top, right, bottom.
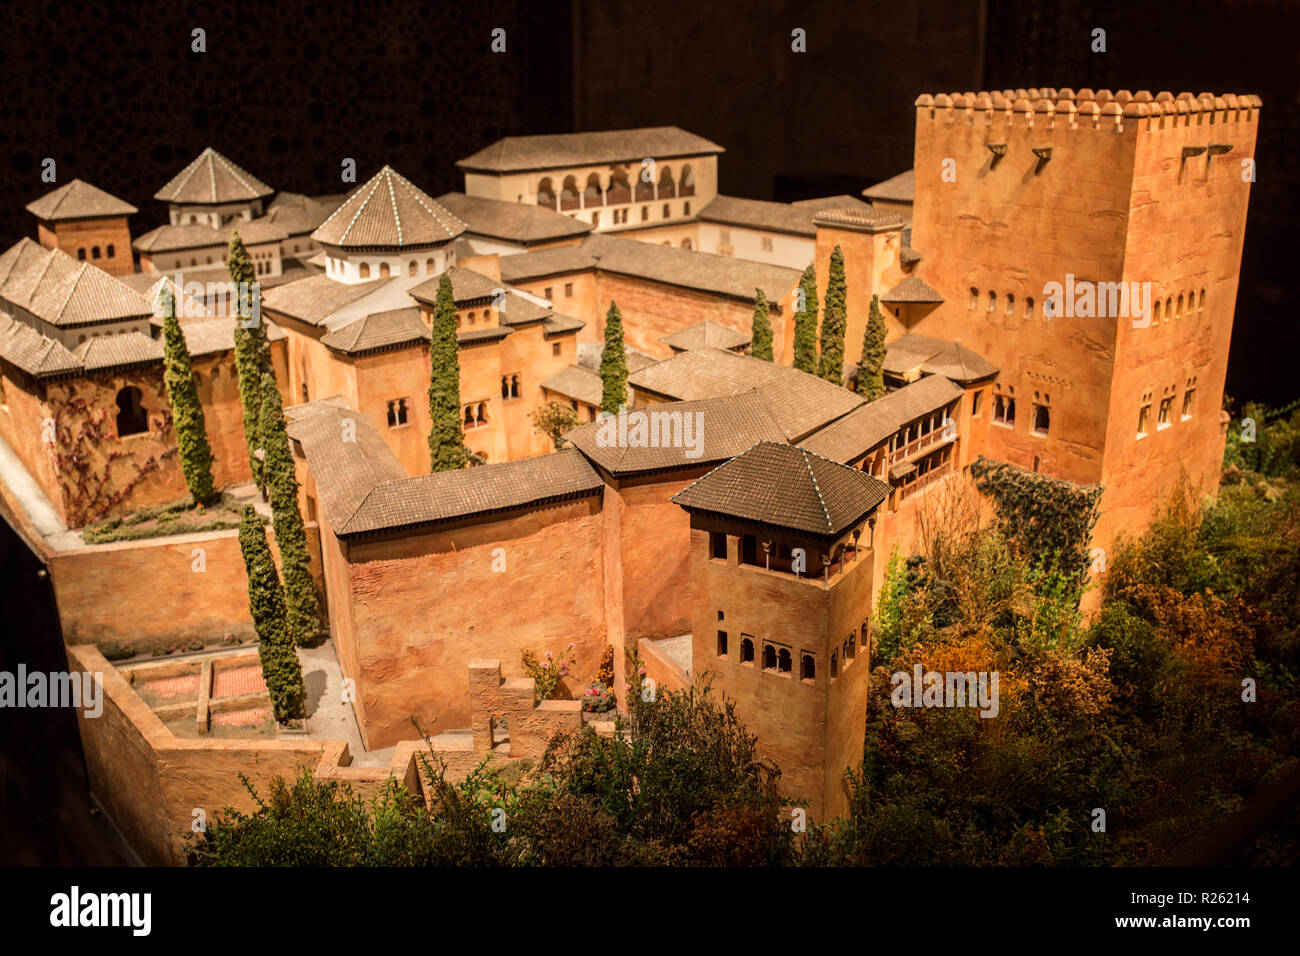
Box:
(0, 0, 1293, 403)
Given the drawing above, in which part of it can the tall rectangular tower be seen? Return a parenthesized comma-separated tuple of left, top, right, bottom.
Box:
(906, 88, 1258, 553)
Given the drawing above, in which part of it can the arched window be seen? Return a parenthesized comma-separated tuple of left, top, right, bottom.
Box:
(510, 374, 519, 398)
(294, 244, 300, 254)
(476, 402, 487, 425)
(464, 405, 474, 426)
(360, 263, 370, 279)
(210, 366, 220, 383)
(408, 261, 417, 276)
(1177, 293, 1184, 317)
(681, 238, 692, 250)
(426, 258, 435, 274)
(741, 637, 754, 663)
(1025, 296, 1034, 317)
(847, 633, 856, 659)
(501, 376, 510, 399)
(1006, 292, 1014, 315)
(77, 248, 86, 261)
(680, 164, 695, 196)
(800, 654, 816, 682)
(777, 648, 792, 674)
(560, 175, 580, 210)
(115, 386, 148, 436)
(190, 215, 198, 224)
(1153, 300, 1161, 322)
(78, 334, 86, 343)
(1165, 297, 1173, 319)
(379, 262, 391, 277)
(107, 244, 115, 258)
(91, 246, 101, 259)
(1198, 289, 1206, 310)
(633, 171, 653, 202)
(537, 177, 555, 207)
(988, 290, 996, 312)
(762, 644, 776, 670)
(658, 166, 676, 199)
(584, 172, 603, 207)
(969, 287, 978, 309)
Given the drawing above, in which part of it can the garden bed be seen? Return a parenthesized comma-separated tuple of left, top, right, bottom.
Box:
(82, 492, 264, 544)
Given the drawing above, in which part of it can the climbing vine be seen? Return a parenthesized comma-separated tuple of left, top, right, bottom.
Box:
(50, 375, 179, 527)
(968, 456, 1102, 580)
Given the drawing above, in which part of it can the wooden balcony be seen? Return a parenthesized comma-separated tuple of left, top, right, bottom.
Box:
(888, 428, 953, 465)
(898, 458, 953, 502)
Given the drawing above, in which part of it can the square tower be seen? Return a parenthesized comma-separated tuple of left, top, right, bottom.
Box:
(673, 442, 891, 820)
(905, 88, 1259, 553)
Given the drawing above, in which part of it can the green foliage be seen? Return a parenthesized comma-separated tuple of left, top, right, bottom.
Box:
(236, 506, 304, 721)
(792, 264, 819, 374)
(857, 294, 887, 401)
(81, 493, 250, 543)
(749, 287, 773, 362)
(228, 231, 272, 493)
(159, 286, 216, 504)
(817, 245, 847, 384)
(529, 400, 580, 451)
(258, 372, 319, 646)
(873, 547, 908, 662)
(1224, 398, 1300, 480)
(969, 456, 1102, 581)
(599, 301, 628, 414)
(427, 272, 468, 472)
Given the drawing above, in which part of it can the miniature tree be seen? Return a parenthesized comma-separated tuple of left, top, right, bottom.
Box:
(600, 301, 628, 414)
(818, 244, 847, 385)
(237, 505, 304, 722)
(792, 264, 819, 374)
(427, 272, 468, 472)
(750, 287, 774, 362)
(858, 294, 887, 401)
(257, 372, 319, 646)
(531, 400, 581, 451)
(229, 230, 272, 494)
(159, 285, 216, 504)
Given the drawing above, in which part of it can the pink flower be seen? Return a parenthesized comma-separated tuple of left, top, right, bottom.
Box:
(541, 661, 549, 669)
(625, 683, 632, 691)
(568, 642, 575, 650)
(545, 650, 552, 658)
(638, 668, 646, 676)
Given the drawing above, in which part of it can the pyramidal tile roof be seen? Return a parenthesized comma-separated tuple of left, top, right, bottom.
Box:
(672, 441, 890, 537)
(0, 238, 152, 327)
(456, 126, 724, 173)
(311, 166, 466, 250)
(155, 148, 275, 205)
(26, 179, 137, 221)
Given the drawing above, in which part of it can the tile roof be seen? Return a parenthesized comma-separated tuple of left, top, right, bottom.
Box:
(880, 274, 944, 304)
(542, 312, 585, 337)
(566, 391, 787, 476)
(343, 449, 604, 535)
(409, 266, 502, 306)
(884, 333, 998, 383)
(260, 273, 399, 327)
(0, 238, 153, 327)
(133, 218, 287, 253)
(178, 316, 286, 357)
(498, 244, 599, 283)
(26, 179, 137, 221)
(540, 364, 603, 407)
(659, 319, 750, 352)
(311, 166, 466, 250)
(72, 331, 163, 370)
(435, 192, 592, 244)
(862, 168, 915, 203)
(672, 441, 890, 538)
(629, 347, 863, 441)
(583, 233, 802, 304)
(700, 194, 873, 238)
(320, 307, 428, 355)
(800, 375, 964, 463)
(0, 316, 82, 377)
(456, 126, 724, 173)
(811, 208, 906, 233)
(154, 148, 275, 204)
(265, 193, 336, 236)
(576, 342, 659, 375)
(283, 399, 409, 531)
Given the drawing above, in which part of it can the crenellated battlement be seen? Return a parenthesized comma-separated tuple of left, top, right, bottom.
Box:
(914, 88, 1262, 135)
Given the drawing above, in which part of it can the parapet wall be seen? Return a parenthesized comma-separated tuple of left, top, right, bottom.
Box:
(68, 645, 589, 865)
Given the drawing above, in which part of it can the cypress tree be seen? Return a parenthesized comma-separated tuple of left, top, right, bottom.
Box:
(858, 294, 888, 401)
(427, 272, 468, 472)
(792, 264, 819, 374)
(258, 372, 319, 647)
(229, 230, 271, 493)
(600, 301, 628, 414)
(237, 505, 305, 723)
(159, 285, 216, 504)
(750, 288, 774, 362)
(818, 244, 848, 385)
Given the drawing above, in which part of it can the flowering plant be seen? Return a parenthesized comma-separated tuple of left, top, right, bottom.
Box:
(521, 642, 576, 702)
(581, 681, 616, 713)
